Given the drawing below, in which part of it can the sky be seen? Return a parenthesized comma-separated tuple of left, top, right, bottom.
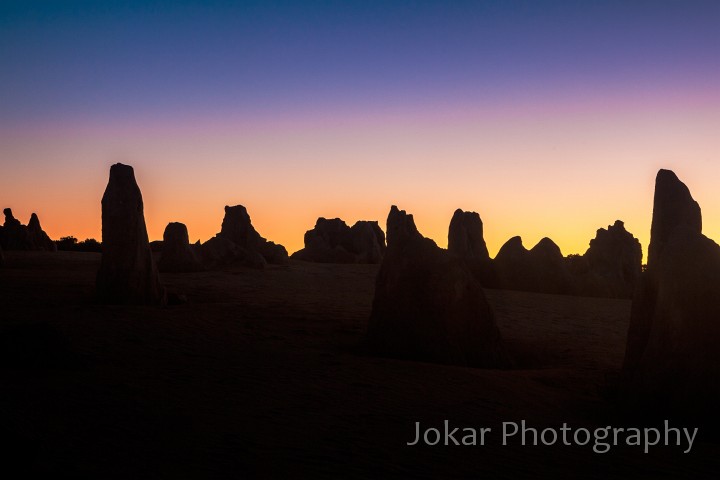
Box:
(1, 0, 719, 257)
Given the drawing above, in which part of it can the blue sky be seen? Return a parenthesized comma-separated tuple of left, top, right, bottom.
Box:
(2, 0, 718, 122)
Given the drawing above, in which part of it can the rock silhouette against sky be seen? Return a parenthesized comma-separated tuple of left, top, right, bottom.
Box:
(199, 205, 288, 269)
(219, 205, 288, 264)
(0, 208, 56, 252)
(291, 217, 385, 264)
(570, 220, 642, 298)
(27, 213, 57, 252)
(494, 236, 574, 295)
(448, 209, 490, 260)
(447, 208, 496, 286)
(95, 163, 166, 305)
(158, 222, 203, 273)
(367, 206, 508, 367)
(623, 169, 720, 420)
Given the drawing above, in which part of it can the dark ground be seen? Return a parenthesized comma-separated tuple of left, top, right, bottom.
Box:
(1, 252, 718, 478)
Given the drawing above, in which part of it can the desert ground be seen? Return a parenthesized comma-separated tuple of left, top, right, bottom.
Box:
(1, 251, 718, 478)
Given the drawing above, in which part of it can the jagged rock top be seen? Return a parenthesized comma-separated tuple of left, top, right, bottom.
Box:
(291, 216, 385, 264)
(3, 208, 21, 227)
(448, 208, 490, 260)
(212, 204, 288, 265)
(386, 205, 424, 248)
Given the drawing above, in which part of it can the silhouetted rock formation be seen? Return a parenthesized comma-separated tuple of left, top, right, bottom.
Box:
(27, 213, 57, 251)
(199, 236, 266, 269)
(622, 169, 720, 421)
(529, 238, 576, 294)
(292, 218, 355, 263)
(199, 205, 287, 268)
(495, 236, 574, 294)
(0, 208, 56, 251)
(3, 208, 21, 227)
(1, 208, 30, 250)
(158, 222, 203, 273)
(447, 208, 497, 286)
(291, 217, 385, 264)
(569, 221, 642, 298)
(443, 210, 644, 297)
(95, 163, 166, 305)
(646, 171, 702, 265)
(367, 206, 508, 367)
(350, 221, 386, 263)
(220, 205, 288, 264)
(494, 236, 531, 290)
(448, 209, 489, 260)
(0, 244, 4, 267)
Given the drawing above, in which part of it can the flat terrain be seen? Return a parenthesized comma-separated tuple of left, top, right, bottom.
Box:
(1, 252, 718, 478)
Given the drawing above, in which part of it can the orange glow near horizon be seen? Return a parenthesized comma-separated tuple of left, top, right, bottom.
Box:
(2, 92, 719, 260)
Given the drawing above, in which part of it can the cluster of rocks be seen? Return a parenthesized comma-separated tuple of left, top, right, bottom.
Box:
(95, 164, 293, 304)
(621, 169, 720, 420)
(46, 159, 720, 418)
(157, 204, 290, 273)
(291, 217, 385, 264)
(447, 209, 643, 298)
(366, 206, 508, 367)
(0, 208, 56, 252)
(197, 205, 288, 269)
(29, 158, 720, 415)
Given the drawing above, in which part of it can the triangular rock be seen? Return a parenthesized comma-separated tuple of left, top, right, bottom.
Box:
(27, 213, 57, 251)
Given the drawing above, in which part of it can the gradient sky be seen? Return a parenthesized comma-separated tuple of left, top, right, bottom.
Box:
(1, 0, 719, 257)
